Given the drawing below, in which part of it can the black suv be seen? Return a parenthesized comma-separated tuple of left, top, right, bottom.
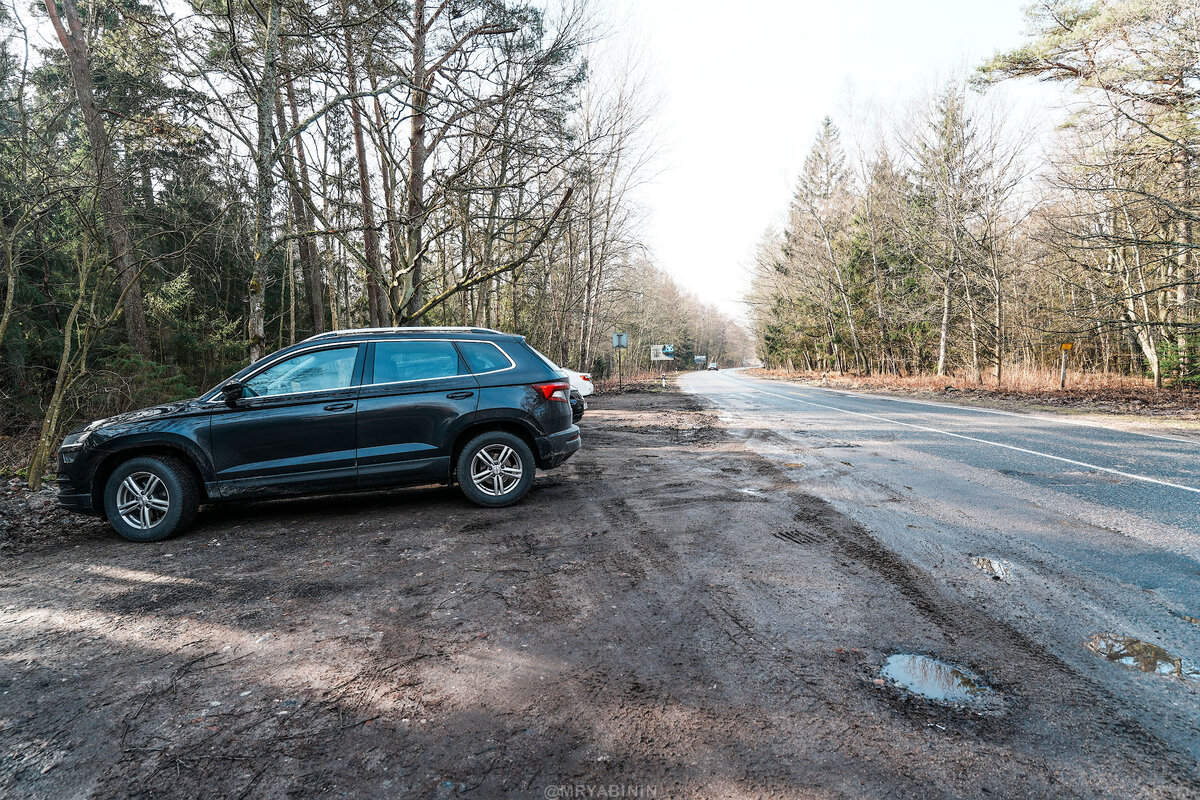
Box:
(56, 328, 581, 542)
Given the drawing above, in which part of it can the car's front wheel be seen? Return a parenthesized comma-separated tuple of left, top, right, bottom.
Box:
(103, 456, 199, 542)
(456, 431, 535, 508)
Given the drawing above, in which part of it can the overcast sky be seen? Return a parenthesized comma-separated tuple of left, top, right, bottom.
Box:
(601, 0, 1059, 320)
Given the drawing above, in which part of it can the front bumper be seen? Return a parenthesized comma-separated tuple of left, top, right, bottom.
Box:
(535, 425, 581, 469)
(55, 474, 95, 513)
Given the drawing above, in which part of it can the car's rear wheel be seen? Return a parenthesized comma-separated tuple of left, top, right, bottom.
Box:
(103, 456, 199, 542)
(456, 431, 535, 508)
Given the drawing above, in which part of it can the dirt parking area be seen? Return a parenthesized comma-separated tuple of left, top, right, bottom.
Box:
(1, 389, 1197, 798)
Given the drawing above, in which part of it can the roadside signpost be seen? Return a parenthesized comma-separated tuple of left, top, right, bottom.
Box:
(613, 333, 628, 389)
(650, 345, 675, 388)
(1060, 342, 1073, 389)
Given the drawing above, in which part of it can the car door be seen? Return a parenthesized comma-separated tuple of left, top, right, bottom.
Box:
(209, 344, 365, 498)
(356, 339, 479, 487)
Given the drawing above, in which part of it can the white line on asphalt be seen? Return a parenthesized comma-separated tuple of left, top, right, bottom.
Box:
(742, 383, 1200, 496)
(801, 384, 1198, 445)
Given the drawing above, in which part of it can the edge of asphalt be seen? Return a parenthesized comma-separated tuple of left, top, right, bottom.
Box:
(736, 370, 1200, 445)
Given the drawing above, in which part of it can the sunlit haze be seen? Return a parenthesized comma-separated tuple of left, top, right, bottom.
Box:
(605, 0, 1060, 320)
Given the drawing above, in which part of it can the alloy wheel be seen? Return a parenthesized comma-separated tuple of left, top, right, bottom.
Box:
(469, 444, 524, 497)
(115, 471, 171, 530)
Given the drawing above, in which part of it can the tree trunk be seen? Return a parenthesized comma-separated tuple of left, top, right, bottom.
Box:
(0, 219, 17, 350)
(27, 253, 93, 490)
(369, 77, 403, 321)
(404, 0, 429, 321)
(341, 0, 384, 327)
(964, 273, 980, 383)
(284, 77, 326, 334)
(936, 277, 951, 377)
(993, 270, 1003, 385)
(274, 91, 322, 337)
(249, 0, 283, 361)
(1177, 157, 1192, 382)
(44, 0, 150, 356)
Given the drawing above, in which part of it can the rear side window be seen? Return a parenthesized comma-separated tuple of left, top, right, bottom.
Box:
(372, 340, 465, 384)
(458, 341, 514, 374)
(527, 345, 565, 373)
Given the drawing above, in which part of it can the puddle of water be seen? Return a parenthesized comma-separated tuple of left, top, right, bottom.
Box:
(1085, 634, 1200, 681)
(1169, 610, 1200, 625)
(880, 654, 992, 703)
(970, 557, 1012, 580)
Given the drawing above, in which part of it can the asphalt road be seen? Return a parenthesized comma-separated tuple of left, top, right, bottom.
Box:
(683, 368, 1200, 764)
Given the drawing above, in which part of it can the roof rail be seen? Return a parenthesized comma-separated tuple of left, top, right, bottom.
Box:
(301, 326, 505, 343)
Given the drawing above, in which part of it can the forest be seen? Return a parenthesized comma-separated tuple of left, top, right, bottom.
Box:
(749, 0, 1199, 392)
(0, 0, 747, 482)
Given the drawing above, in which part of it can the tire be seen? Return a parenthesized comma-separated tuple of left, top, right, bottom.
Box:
(456, 431, 536, 508)
(103, 456, 200, 542)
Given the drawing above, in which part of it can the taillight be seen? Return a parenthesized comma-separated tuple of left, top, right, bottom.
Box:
(533, 381, 570, 402)
(580, 374, 591, 382)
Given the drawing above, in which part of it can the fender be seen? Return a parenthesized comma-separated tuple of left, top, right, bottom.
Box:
(94, 430, 218, 487)
(458, 406, 544, 439)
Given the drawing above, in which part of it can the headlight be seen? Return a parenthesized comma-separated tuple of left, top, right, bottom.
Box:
(59, 430, 92, 450)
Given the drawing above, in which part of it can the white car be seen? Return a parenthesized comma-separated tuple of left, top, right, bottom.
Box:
(563, 370, 595, 397)
(707, 362, 719, 371)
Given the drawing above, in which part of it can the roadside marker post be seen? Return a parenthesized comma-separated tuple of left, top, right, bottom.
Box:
(1060, 342, 1073, 389)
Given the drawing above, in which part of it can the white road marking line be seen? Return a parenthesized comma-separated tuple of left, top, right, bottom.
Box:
(801, 384, 1198, 446)
(740, 384, 1200, 496)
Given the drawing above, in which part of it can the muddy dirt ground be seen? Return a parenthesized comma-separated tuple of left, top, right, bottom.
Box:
(2, 389, 1197, 798)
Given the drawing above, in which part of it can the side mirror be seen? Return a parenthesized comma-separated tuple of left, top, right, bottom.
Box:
(220, 381, 245, 407)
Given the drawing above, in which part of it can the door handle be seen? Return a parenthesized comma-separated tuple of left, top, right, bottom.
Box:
(323, 402, 355, 412)
(446, 391, 475, 400)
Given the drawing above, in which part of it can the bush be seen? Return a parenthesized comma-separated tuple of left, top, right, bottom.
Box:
(71, 346, 197, 422)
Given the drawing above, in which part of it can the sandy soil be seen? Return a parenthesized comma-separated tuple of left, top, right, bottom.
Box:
(1, 390, 1196, 798)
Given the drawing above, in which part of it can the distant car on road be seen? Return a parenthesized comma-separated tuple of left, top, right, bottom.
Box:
(707, 362, 720, 371)
(55, 327, 582, 542)
(563, 369, 594, 397)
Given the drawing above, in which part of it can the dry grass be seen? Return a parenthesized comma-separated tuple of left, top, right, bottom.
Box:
(0, 430, 40, 479)
(593, 372, 676, 394)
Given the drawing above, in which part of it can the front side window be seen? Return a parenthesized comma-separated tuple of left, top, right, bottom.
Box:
(372, 340, 465, 384)
(242, 346, 358, 398)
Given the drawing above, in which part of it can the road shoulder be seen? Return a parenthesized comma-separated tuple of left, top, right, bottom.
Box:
(743, 369, 1200, 442)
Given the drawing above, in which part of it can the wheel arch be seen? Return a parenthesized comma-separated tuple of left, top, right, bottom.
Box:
(91, 440, 212, 514)
(449, 421, 540, 479)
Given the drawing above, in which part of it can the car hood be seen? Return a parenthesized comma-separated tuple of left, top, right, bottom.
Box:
(70, 398, 203, 436)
